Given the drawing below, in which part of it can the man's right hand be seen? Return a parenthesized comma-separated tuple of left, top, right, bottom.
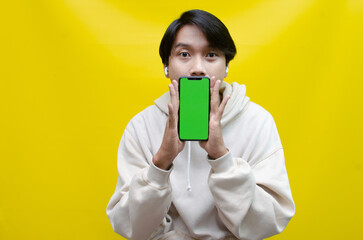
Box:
(153, 80, 185, 170)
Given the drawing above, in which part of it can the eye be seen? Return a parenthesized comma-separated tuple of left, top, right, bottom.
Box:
(206, 52, 217, 58)
(179, 52, 190, 58)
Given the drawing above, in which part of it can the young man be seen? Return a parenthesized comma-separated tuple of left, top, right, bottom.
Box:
(107, 10, 295, 240)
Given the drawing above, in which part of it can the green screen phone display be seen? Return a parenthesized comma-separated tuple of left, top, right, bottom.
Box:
(179, 77, 210, 141)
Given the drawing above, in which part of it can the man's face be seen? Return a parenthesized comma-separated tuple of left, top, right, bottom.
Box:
(166, 24, 227, 87)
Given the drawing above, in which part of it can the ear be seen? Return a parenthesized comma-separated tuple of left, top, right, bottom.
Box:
(224, 65, 229, 78)
(164, 65, 169, 78)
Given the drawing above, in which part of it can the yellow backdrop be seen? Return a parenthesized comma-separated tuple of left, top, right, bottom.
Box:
(1, 0, 362, 239)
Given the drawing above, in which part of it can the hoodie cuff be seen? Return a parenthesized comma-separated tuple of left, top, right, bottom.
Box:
(145, 161, 173, 189)
(208, 152, 235, 174)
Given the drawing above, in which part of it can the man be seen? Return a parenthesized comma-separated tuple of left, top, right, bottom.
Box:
(107, 9, 295, 240)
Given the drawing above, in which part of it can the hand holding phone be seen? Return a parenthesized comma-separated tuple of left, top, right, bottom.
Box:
(198, 78, 230, 159)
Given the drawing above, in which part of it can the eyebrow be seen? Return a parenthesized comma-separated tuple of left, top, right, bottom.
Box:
(173, 43, 190, 49)
(173, 42, 216, 50)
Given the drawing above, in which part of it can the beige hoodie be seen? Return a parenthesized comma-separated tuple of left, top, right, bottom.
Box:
(106, 82, 295, 240)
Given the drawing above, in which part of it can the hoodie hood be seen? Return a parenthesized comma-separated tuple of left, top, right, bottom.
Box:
(154, 81, 250, 126)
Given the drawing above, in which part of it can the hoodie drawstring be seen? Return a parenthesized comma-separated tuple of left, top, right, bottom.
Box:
(187, 141, 192, 192)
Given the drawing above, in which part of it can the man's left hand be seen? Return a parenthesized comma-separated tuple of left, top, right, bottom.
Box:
(199, 77, 230, 159)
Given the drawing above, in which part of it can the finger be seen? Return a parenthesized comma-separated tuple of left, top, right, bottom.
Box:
(169, 83, 177, 108)
(169, 83, 175, 97)
(211, 79, 221, 113)
(172, 80, 179, 108)
(217, 94, 230, 118)
(168, 82, 179, 130)
(214, 78, 221, 91)
(168, 103, 176, 129)
(170, 81, 179, 107)
(213, 79, 221, 101)
(172, 80, 178, 96)
(210, 76, 216, 89)
(209, 76, 215, 102)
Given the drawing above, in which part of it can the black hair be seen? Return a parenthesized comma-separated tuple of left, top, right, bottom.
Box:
(159, 9, 236, 66)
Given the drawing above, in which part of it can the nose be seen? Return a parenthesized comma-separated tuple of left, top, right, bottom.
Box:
(190, 56, 206, 76)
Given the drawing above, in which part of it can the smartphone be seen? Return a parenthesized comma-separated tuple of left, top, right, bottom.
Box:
(178, 76, 210, 141)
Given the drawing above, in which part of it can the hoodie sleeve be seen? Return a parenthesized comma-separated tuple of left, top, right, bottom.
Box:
(207, 114, 295, 240)
(106, 118, 172, 240)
